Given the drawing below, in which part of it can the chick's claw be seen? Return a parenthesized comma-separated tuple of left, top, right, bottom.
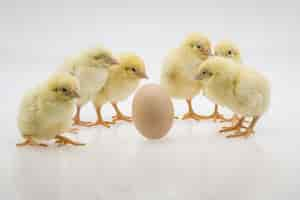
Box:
(112, 114, 132, 123)
(205, 104, 227, 122)
(87, 120, 114, 128)
(208, 112, 227, 122)
(182, 112, 210, 121)
(55, 135, 85, 146)
(219, 117, 246, 133)
(36, 143, 49, 147)
(182, 98, 210, 121)
(220, 125, 247, 133)
(111, 103, 132, 123)
(220, 114, 241, 124)
(226, 129, 255, 138)
(16, 139, 31, 147)
(72, 119, 93, 127)
(68, 127, 80, 134)
(16, 137, 48, 147)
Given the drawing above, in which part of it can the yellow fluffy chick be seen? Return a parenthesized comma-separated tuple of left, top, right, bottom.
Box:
(213, 40, 242, 122)
(160, 33, 215, 121)
(60, 46, 118, 126)
(195, 57, 270, 138)
(214, 40, 242, 63)
(17, 73, 84, 147)
(89, 53, 148, 127)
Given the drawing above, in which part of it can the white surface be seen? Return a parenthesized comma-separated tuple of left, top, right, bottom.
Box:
(1, 0, 300, 199)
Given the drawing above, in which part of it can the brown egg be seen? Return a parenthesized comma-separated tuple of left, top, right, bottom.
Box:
(132, 84, 174, 139)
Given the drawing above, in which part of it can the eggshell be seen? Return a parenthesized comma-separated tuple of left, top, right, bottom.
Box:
(132, 84, 174, 139)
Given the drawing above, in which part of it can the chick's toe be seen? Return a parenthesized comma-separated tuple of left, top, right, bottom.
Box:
(182, 99, 210, 121)
(87, 120, 114, 128)
(55, 135, 85, 146)
(16, 136, 48, 147)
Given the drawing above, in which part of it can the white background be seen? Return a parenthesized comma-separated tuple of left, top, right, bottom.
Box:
(0, 0, 300, 199)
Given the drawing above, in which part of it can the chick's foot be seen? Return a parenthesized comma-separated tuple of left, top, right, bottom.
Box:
(73, 106, 93, 127)
(55, 135, 85, 146)
(16, 136, 48, 147)
(226, 128, 254, 138)
(72, 118, 93, 127)
(219, 117, 246, 133)
(182, 111, 211, 121)
(205, 104, 227, 122)
(67, 127, 80, 134)
(87, 120, 114, 128)
(111, 102, 132, 123)
(207, 111, 227, 122)
(226, 116, 259, 138)
(112, 114, 132, 123)
(220, 114, 240, 124)
(182, 98, 210, 121)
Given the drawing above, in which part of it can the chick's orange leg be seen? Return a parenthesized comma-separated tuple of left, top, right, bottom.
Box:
(227, 116, 260, 138)
(55, 135, 85, 146)
(182, 98, 210, 121)
(206, 104, 227, 122)
(68, 127, 80, 134)
(219, 117, 246, 133)
(73, 106, 93, 126)
(87, 105, 114, 128)
(111, 102, 132, 123)
(16, 136, 48, 147)
(220, 113, 240, 124)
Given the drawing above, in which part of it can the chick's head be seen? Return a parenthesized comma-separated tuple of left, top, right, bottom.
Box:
(118, 53, 148, 80)
(214, 40, 241, 63)
(182, 33, 212, 60)
(195, 57, 237, 83)
(46, 73, 80, 101)
(83, 46, 119, 69)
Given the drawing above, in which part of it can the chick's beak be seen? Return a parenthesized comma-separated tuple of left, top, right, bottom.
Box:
(136, 71, 148, 79)
(69, 90, 80, 98)
(110, 57, 119, 65)
(194, 73, 203, 80)
(206, 49, 213, 56)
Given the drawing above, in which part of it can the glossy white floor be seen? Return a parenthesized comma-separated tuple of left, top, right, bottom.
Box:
(1, 68, 299, 200)
(1, 0, 300, 199)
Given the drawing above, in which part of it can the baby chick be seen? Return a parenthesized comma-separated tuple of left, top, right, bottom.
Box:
(17, 73, 84, 147)
(160, 33, 214, 120)
(214, 40, 242, 63)
(89, 53, 148, 127)
(213, 40, 242, 122)
(195, 57, 270, 138)
(60, 46, 118, 126)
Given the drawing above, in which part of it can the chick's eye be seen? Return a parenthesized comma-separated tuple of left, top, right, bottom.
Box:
(94, 55, 104, 60)
(227, 50, 232, 55)
(62, 88, 67, 92)
(196, 45, 202, 49)
(202, 71, 207, 74)
(131, 68, 136, 72)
